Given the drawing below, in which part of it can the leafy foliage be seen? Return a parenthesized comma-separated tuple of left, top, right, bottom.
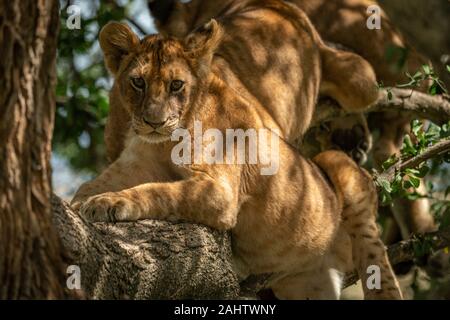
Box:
(378, 64, 449, 100)
(396, 64, 448, 95)
(376, 120, 450, 205)
(376, 66, 450, 233)
(55, 0, 150, 173)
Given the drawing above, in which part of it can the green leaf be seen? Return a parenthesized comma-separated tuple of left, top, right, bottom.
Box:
(405, 192, 421, 200)
(404, 175, 420, 189)
(405, 166, 429, 179)
(442, 123, 449, 137)
(425, 123, 441, 141)
(397, 81, 416, 88)
(422, 64, 431, 75)
(380, 190, 393, 205)
(405, 168, 421, 176)
(403, 180, 414, 189)
(409, 175, 421, 188)
(416, 165, 430, 178)
(428, 82, 438, 95)
(376, 176, 392, 193)
(412, 70, 423, 79)
(411, 119, 423, 137)
(391, 173, 403, 193)
(382, 155, 398, 170)
(402, 134, 417, 156)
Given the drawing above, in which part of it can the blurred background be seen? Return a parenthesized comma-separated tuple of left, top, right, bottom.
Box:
(54, 0, 155, 199)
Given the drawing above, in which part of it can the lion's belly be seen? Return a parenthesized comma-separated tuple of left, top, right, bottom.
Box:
(231, 198, 339, 275)
(231, 234, 323, 276)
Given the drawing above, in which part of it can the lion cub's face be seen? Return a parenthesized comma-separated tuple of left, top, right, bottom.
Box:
(99, 21, 222, 143)
(116, 38, 194, 144)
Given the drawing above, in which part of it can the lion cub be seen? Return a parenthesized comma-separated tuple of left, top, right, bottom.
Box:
(71, 21, 401, 299)
(106, 0, 379, 163)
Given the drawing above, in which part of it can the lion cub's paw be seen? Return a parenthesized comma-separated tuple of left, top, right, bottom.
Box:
(79, 192, 141, 222)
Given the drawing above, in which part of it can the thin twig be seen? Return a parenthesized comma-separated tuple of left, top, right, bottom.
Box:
(126, 17, 149, 36)
(377, 137, 450, 184)
(343, 226, 450, 288)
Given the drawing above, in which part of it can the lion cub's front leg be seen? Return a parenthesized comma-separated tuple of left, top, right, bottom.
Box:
(71, 159, 137, 212)
(72, 164, 239, 231)
(77, 191, 142, 222)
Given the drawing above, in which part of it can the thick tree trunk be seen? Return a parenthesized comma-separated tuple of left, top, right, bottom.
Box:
(51, 195, 239, 299)
(0, 0, 68, 299)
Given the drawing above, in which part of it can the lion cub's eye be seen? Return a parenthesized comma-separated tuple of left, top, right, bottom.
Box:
(130, 77, 145, 90)
(170, 80, 184, 93)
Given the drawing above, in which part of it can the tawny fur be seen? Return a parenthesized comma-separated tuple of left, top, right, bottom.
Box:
(291, 0, 436, 240)
(146, 0, 435, 243)
(106, 0, 378, 163)
(72, 21, 401, 299)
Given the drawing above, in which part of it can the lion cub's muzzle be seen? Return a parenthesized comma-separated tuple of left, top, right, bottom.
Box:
(143, 115, 168, 129)
(133, 116, 180, 142)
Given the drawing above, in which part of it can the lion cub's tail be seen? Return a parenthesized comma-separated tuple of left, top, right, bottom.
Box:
(313, 150, 403, 300)
(319, 44, 379, 112)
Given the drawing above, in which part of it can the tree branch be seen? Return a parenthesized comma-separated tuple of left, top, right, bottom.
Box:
(51, 195, 239, 299)
(312, 88, 450, 126)
(343, 226, 450, 288)
(377, 137, 450, 184)
(126, 17, 149, 36)
(104, 0, 151, 36)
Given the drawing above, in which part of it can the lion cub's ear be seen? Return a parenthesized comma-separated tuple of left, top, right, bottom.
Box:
(99, 22, 140, 76)
(184, 19, 223, 77)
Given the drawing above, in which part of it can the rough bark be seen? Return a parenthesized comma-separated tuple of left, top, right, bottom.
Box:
(52, 193, 450, 298)
(312, 88, 450, 127)
(51, 195, 239, 299)
(0, 0, 69, 299)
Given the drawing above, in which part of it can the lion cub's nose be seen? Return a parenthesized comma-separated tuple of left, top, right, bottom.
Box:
(143, 116, 167, 129)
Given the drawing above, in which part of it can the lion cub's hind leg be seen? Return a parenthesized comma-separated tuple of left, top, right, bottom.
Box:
(271, 258, 344, 300)
(313, 151, 403, 300)
(319, 45, 378, 112)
